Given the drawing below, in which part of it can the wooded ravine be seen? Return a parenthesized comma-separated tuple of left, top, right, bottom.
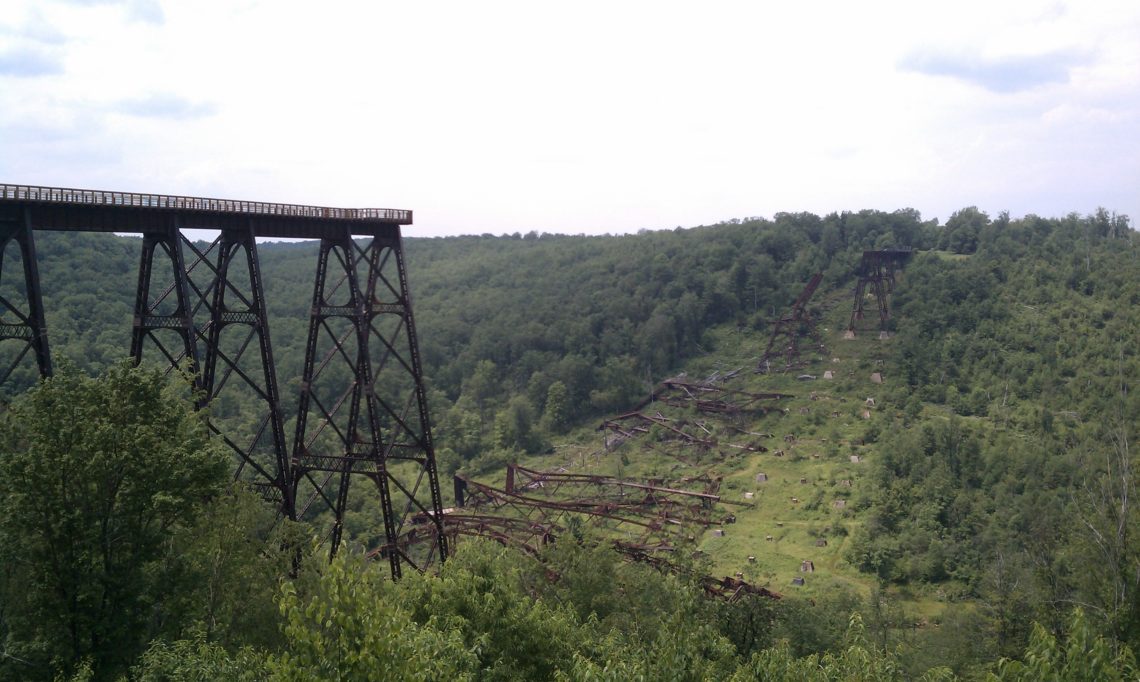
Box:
(1, 206, 1137, 680)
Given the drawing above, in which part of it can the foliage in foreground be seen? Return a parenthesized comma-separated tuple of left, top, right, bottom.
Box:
(0, 364, 290, 682)
(128, 541, 1139, 681)
(129, 542, 951, 682)
(0, 358, 1130, 682)
(988, 609, 1137, 682)
(0, 364, 228, 679)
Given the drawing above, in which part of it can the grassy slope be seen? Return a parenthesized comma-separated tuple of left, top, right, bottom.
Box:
(496, 281, 901, 602)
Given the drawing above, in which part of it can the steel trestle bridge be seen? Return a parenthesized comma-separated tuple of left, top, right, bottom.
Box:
(0, 184, 446, 577)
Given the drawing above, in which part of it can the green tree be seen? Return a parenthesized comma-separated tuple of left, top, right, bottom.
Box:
(989, 608, 1137, 681)
(130, 634, 267, 682)
(0, 363, 229, 680)
(939, 207, 989, 254)
(731, 614, 954, 681)
(494, 395, 543, 453)
(463, 359, 500, 426)
(156, 487, 299, 651)
(267, 552, 477, 681)
(1065, 387, 1140, 648)
(394, 541, 589, 680)
(542, 380, 570, 434)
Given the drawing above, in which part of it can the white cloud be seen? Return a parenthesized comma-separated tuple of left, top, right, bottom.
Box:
(0, 47, 64, 76)
(113, 93, 216, 120)
(0, 0, 1137, 234)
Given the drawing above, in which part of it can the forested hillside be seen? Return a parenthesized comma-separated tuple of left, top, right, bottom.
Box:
(849, 209, 1140, 662)
(1, 206, 1138, 680)
(3, 209, 935, 468)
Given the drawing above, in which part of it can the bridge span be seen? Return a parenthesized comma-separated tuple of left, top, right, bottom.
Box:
(0, 184, 446, 577)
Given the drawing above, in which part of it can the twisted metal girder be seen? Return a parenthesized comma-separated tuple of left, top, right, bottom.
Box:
(452, 473, 696, 548)
(759, 272, 823, 369)
(506, 463, 742, 526)
(424, 471, 778, 601)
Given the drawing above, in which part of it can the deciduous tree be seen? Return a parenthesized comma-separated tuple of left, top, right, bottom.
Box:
(0, 363, 228, 680)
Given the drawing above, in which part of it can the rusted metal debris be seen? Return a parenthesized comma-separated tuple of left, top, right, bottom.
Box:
(390, 469, 779, 601)
(387, 522, 780, 601)
(614, 541, 781, 601)
(451, 471, 734, 542)
(759, 272, 824, 372)
(703, 575, 782, 600)
(625, 375, 788, 416)
(593, 371, 788, 467)
(599, 411, 774, 456)
(656, 378, 793, 415)
(508, 462, 723, 498)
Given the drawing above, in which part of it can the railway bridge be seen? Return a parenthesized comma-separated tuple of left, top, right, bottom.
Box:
(0, 184, 447, 577)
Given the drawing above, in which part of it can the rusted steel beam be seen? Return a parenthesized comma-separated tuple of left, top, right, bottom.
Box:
(760, 272, 824, 370)
(455, 475, 680, 532)
(613, 541, 780, 601)
(512, 464, 761, 517)
(400, 461, 780, 601)
(510, 464, 724, 502)
(702, 575, 782, 601)
(392, 512, 781, 602)
(451, 472, 725, 558)
(600, 411, 713, 446)
(599, 411, 768, 454)
(660, 379, 793, 402)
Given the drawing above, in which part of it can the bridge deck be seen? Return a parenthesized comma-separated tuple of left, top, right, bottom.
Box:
(0, 184, 411, 239)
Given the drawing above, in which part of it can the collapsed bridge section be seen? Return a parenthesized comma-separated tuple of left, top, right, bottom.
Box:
(395, 465, 778, 601)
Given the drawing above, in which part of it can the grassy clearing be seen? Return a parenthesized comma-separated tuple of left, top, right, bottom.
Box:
(503, 280, 952, 618)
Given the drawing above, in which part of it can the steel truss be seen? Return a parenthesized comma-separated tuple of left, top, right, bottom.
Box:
(0, 210, 51, 384)
(504, 463, 740, 526)
(0, 187, 446, 579)
(291, 232, 446, 576)
(452, 473, 692, 545)
(130, 222, 294, 517)
(599, 410, 772, 458)
(653, 379, 792, 415)
(847, 250, 912, 334)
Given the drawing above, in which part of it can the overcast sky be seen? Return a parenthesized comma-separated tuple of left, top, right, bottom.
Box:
(1, 1, 1137, 237)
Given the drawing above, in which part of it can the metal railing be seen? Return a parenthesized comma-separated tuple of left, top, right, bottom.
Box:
(0, 183, 411, 223)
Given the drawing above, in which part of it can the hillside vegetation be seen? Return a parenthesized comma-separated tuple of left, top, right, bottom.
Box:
(0, 206, 1137, 680)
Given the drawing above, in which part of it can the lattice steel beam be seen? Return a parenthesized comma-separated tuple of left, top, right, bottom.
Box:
(291, 229, 446, 577)
(201, 226, 292, 516)
(130, 220, 203, 386)
(0, 208, 51, 385)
